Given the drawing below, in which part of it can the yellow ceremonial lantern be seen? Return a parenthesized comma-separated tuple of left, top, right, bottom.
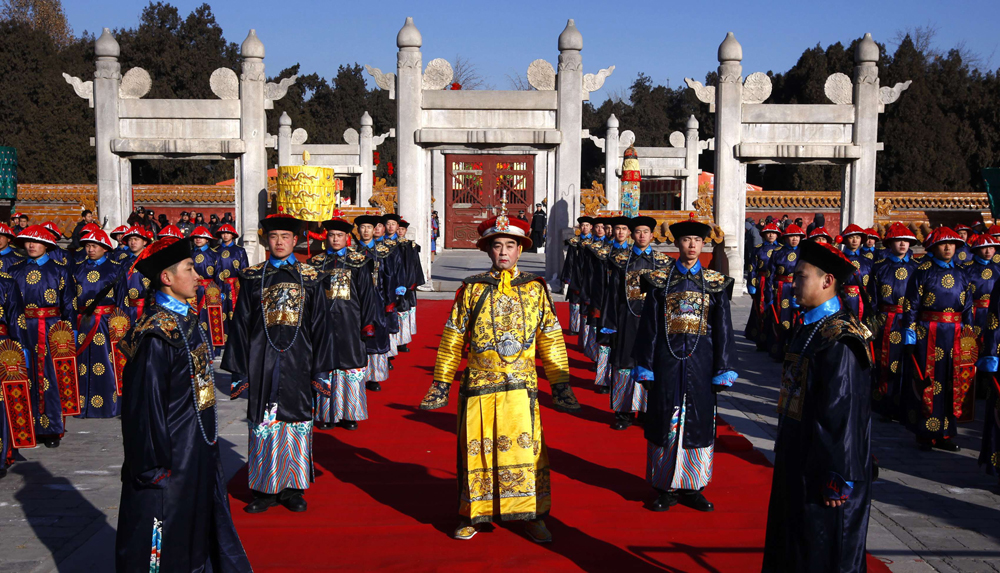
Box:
(275, 164, 338, 222)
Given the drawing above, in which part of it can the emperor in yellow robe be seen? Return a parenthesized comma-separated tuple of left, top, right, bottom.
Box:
(421, 268, 579, 525)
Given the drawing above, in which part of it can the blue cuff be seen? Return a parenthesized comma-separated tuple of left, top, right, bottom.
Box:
(634, 366, 654, 382)
(395, 286, 406, 296)
(977, 356, 999, 372)
(905, 329, 916, 345)
(747, 286, 757, 295)
(789, 297, 800, 309)
(600, 328, 616, 334)
(823, 472, 854, 501)
(711, 370, 738, 387)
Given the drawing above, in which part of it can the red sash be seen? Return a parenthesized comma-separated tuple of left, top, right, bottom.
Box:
(24, 307, 61, 416)
(917, 311, 974, 420)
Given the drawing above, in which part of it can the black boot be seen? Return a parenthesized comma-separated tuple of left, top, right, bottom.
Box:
(339, 420, 359, 431)
(0, 468, 7, 479)
(678, 490, 714, 512)
(366, 381, 382, 392)
(278, 488, 307, 512)
(397, 344, 410, 353)
(388, 361, 394, 370)
(596, 386, 610, 394)
(650, 490, 678, 512)
(610, 413, 632, 431)
(42, 437, 60, 448)
(933, 439, 961, 452)
(244, 492, 279, 514)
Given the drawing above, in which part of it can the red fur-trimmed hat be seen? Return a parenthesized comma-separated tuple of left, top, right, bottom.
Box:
(476, 214, 531, 251)
(110, 225, 129, 239)
(923, 227, 965, 250)
(158, 225, 184, 239)
(80, 229, 113, 250)
(0, 223, 16, 239)
(214, 223, 238, 238)
(190, 226, 214, 240)
(121, 225, 151, 244)
(42, 221, 63, 240)
(882, 223, 917, 243)
(865, 227, 880, 241)
(970, 233, 1000, 249)
(761, 222, 781, 234)
(807, 227, 834, 242)
(15, 225, 58, 249)
(840, 224, 866, 241)
(782, 224, 806, 238)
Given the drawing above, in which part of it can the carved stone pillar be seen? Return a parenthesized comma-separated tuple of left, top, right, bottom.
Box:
(604, 114, 620, 210)
(682, 115, 699, 211)
(359, 111, 374, 208)
(239, 29, 267, 263)
(550, 19, 584, 284)
(93, 28, 124, 228)
(714, 32, 745, 289)
(277, 111, 292, 167)
(847, 33, 880, 228)
(395, 17, 429, 275)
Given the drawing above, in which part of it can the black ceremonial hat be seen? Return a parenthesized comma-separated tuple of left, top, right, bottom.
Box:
(135, 238, 192, 286)
(628, 216, 658, 232)
(261, 214, 302, 234)
(322, 218, 354, 234)
(799, 240, 857, 283)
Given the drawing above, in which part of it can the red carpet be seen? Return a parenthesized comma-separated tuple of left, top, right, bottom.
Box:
(229, 300, 891, 572)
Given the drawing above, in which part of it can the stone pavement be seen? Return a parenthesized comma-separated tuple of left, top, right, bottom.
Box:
(1, 250, 998, 572)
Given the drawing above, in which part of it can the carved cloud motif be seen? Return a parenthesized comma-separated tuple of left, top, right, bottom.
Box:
(210, 68, 239, 100)
(619, 130, 636, 150)
(422, 59, 453, 91)
(583, 66, 615, 92)
(742, 72, 771, 104)
(119, 67, 152, 99)
(527, 59, 556, 91)
(265, 76, 298, 101)
(669, 131, 685, 148)
(879, 80, 912, 105)
(684, 78, 716, 105)
(291, 128, 308, 145)
(824, 73, 853, 105)
(343, 128, 359, 145)
(365, 65, 396, 100)
(62, 73, 93, 106)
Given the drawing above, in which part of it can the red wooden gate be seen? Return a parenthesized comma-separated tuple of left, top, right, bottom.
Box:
(444, 155, 534, 249)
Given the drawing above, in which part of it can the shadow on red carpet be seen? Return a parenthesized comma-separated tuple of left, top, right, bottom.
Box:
(228, 299, 891, 572)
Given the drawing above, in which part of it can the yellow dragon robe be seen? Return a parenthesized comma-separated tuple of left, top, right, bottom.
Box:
(421, 268, 575, 524)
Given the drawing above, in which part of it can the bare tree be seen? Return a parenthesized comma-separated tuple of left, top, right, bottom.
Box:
(506, 71, 531, 91)
(451, 55, 493, 90)
(2, 0, 73, 47)
(891, 24, 941, 59)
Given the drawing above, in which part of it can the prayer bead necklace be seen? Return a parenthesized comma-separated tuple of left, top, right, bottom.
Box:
(176, 310, 218, 446)
(261, 262, 305, 353)
(663, 263, 708, 362)
(624, 248, 648, 318)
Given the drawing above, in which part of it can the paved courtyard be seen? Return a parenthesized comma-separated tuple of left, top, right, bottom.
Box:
(0, 251, 997, 572)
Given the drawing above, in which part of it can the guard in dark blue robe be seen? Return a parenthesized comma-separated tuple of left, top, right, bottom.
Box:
(976, 273, 1000, 485)
(589, 217, 627, 393)
(223, 215, 335, 513)
(73, 230, 126, 418)
(190, 226, 227, 350)
(632, 216, 736, 512)
(745, 223, 781, 348)
(375, 218, 405, 359)
(763, 240, 873, 573)
(600, 216, 670, 430)
(0, 270, 28, 478)
(10, 225, 76, 447)
(355, 216, 396, 386)
(307, 218, 379, 430)
(765, 225, 806, 360)
(119, 226, 152, 324)
(0, 223, 25, 272)
(866, 223, 919, 420)
(396, 220, 425, 351)
(840, 224, 874, 322)
(214, 223, 249, 347)
(901, 228, 974, 451)
(116, 237, 251, 572)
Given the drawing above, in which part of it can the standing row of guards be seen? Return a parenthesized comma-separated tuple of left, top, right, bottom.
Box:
(745, 221, 1000, 481)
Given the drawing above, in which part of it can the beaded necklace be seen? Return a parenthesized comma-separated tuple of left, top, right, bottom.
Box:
(625, 246, 653, 318)
(175, 309, 219, 446)
(663, 262, 709, 362)
(786, 313, 834, 390)
(261, 261, 305, 353)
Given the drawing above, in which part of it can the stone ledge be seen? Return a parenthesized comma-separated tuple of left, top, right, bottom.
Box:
(415, 129, 561, 145)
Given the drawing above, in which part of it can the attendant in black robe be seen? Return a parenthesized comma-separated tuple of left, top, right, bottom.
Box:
(599, 215, 670, 430)
(395, 220, 425, 351)
(530, 205, 546, 252)
(223, 214, 335, 514)
(354, 215, 392, 390)
(561, 217, 593, 335)
(632, 217, 737, 512)
(116, 237, 251, 572)
(763, 240, 873, 573)
(307, 218, 379, 430)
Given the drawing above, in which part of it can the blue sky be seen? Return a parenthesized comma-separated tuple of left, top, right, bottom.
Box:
(63, 0, 999, 101)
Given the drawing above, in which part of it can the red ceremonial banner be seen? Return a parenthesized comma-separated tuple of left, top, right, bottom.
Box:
(49, 321, 81, 416)
(1, 339, 36, 448)
(107, 309, 131, 396)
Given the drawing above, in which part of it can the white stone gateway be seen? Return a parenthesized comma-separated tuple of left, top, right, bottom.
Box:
(366, 17, 614, 283)
(64, 28, 296, 263)
(591, 114, 709, 212)
(686, 32, 910, 291)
